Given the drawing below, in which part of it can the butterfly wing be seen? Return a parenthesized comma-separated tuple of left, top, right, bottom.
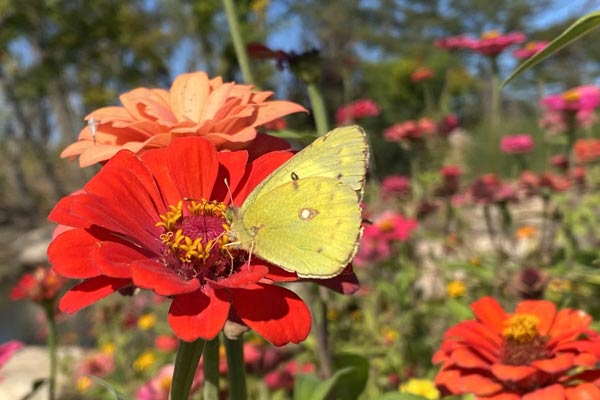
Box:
(237, 177, 363, 278)
(243, 125, 369, 206)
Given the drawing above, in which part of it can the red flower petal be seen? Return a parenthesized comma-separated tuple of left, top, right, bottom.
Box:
(59, 276, 131, 313)
(141, 147, 183, 207)
(456, 372, 503, 396)
(522, 384, 564, 400)
(532, 354, 574, 374)
(48, 228, 101, 278)
(131, 259, 200, 296)
(450, 347, 492, 369)
(168, 289, 230, 341)
(565, 383, 600, 400)
(233, 151, 293, 205)
(210, 264, 269, 289)
(213, 150, 249, 202)
(515, 300, 556, 335)
(491, 363, 537, 382)
(230, 284, 311, 346)
(245, 132, 292, 160)
(166, 137, 219, 200)
(472, 296, 506, 332)
(94, 241, 149, 278)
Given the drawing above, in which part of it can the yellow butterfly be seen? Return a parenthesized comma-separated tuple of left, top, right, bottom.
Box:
(229, 125, 369, 278)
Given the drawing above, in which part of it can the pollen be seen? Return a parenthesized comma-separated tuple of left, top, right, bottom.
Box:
(503, 314, 539, 343)
(562, 89, 581, 102)
(155, 199, 234, 280)
(482, 30, 500, 40)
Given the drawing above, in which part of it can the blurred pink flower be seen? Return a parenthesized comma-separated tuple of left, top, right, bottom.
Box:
(539, 172, 571, 192)
(384, 118, 436, 142)
(244, 342, 285, 373)
(381, 175, 411, 197)
(469, 31, 526, 57)
(541, 85, 600, 112)
(519, 170, 541, 197)
(0, 340, 23, 380)
(469, 174, 517, 204)
(574, 138, 600, 163)
(354, 211, 418, 266)
(335, 98, 380, 125)
(154, 335, 179, 352)
(513, 41, 548, 59)
(572, 166, 586, 190)
(264, 360, 316, 390)
(550, 154, 569, 170)
(10, 266, 65, 304)
(411, 66, 434, 83)
(500, 134, 534, 154)
(136, 363, 203, 400)
(437, 114, 460, 136)
(77, 352, 115, 378)
(436, 166, 462, 197)
(434, 35, 477, 51)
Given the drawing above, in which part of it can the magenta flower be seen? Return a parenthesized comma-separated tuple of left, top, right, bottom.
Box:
(469, 31, 526, 57)
(381, 175, 411, 198)
(500, 134, 534, 154)
(335, 98, 380, 125)
(436, 166, 463, 197)
(437, 114, 460, 136)
(434, 35, 477, 51)
(384, 118, 436, 142)
(0, 340, 23, 381)
(136, 364, 203, 400)
(513, 41, 548, 59)
(541, 85, 600, 113)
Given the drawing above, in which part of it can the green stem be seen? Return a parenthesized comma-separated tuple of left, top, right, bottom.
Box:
(170, 339, 205, 400)
(489, 56, 500, 128)
(203, 336, 220, 400)
(307, 82, 329, 136)
(44, 302, 57, 400)
(223, 0, 255, 85)
(224, 336, 247, 400)
(313, 286, 333, 378)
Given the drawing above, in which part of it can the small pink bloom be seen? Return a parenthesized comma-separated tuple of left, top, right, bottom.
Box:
(541, 85, 600, 112)
(437, 114, 460, 136)
(500, 134, 534, 154)
(469, 174, 502, 204)
(136, 363, 203, 400)
(335, 98, 380, 124)
(434, 35, 477, 51)
(469, 31, 526, 57)
(574, 138, 600, 163)
(77, 352, 115, 378)
(264, 360, 316, 390)
(436, 166, 462, 197)
(513, 41, 548, 59)
(10, 266, 65, 304)
(381, 175, 411, 197)
(384, 118, 435, 142)
(572, 166, 586, 189)
(550, 154, 569, 170)
(154, 335, 179, 352)
(539, 172, 571, 192)
(519, 170, 540, 197)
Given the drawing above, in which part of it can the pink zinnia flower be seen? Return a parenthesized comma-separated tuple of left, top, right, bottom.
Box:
(381, 175, 411, 198)
(500, 134, 534, 154)
(335, 98, 380, 125)
(437, 114, 460, 136)
(513, 41, 548, 59)
(541, 85, 600, 113)
(264, 360, 316, 390)
(435, 35, 477, 51)
(384, 118, 436, 142)
(436, 166, 462, 197)
(469, 31, 526, 57)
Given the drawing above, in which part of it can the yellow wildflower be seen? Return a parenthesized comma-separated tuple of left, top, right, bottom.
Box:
(100, 342, 115, 355)
(76, 376, 93, 392)
(134, 351, 156, 371)
(516, 225, 536, 239)
(446, 280, 466, 298)
(137, 313, 157, 331)
(400, 378, 439, 399)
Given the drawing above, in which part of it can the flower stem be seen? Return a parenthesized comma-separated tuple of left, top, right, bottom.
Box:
(202, 336, 220, 400)
(224, 336, 247, 400)
(314, 286, 333, 378)
(489, 56, 500, 128)
(307, 82, 329, 136)
(170, 338, 205, 400)
(43, 302, 57, 400)
(223, 0, 255, 85)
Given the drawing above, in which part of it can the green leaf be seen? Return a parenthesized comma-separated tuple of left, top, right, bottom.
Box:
(332, 352, 370, 400)
(267, 129, 318, 142)
(293, 367, 355, 400)
(502, 11, 600, 88)
(86, 375, 128, 400)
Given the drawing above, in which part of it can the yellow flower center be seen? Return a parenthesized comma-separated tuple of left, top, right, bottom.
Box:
(377, 219, 394, 232)
(399, 378, 440, 399)
(156, 199, 237, 281)
(525, 41, 538, 50)
(503, 314, 539, 343)
(76, 376, 93, 393)
(482, 30, 500, 40)
(562, 89, 581, 102)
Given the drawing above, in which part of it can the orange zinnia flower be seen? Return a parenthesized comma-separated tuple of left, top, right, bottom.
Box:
(433, 297, 600, 399)
(61, 71, 307, 167)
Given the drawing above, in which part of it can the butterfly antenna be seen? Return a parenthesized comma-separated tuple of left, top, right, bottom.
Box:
(223, 178, 235, 206)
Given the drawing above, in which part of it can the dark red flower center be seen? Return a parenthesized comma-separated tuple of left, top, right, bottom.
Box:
(156, 199, 240, 281)
(500, 314, 552, 365)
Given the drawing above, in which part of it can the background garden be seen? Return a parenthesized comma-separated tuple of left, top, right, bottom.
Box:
(2, 1, 600, 399)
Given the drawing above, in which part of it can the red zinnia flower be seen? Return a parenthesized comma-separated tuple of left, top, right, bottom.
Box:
(411, 67, 434, 83)
(61, 71, 306, 167)
(469, 31, 526, 57)
(335, 98, 380, 125)
(434, 296, 600, 399)
(574, 138, 600, 163)
(48, 137, 358, 345)
(10, 266, 65, 304)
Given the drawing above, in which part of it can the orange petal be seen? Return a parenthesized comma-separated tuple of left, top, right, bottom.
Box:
(532, 353, 574, 374)
(491, 363, 537, 381)
(472, 297, 506, 332)
(170, 71, 210, 122)
(516, 300, 556, 335)
(522, 384, 565, 400)
(565, 383, 600, 400)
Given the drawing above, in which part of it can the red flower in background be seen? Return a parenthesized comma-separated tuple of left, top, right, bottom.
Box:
(10, 266, 65, 304)
(49, 137, 358, 345)
(137, 363, 203, 400)
(436, 166, 462, 197)
(550, 154, 569, 171)
(381, 175, 411, 198)
(469, 174, 516, 204)
(500, 134, 534, 154)
(435, 35, 477, 51)
(335, 98, 380, 125)
(539, 172, 571, 193)
(411, 66, 434, 83)
(574, 138, 600, 163)
(513, 41, 548, 59)
(61, 71, 306, 167)
(469, 31, 526, 57)
(264, 360, 316, 390)
(434, 297, 600, 399)
(437, 114, 460, 136)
